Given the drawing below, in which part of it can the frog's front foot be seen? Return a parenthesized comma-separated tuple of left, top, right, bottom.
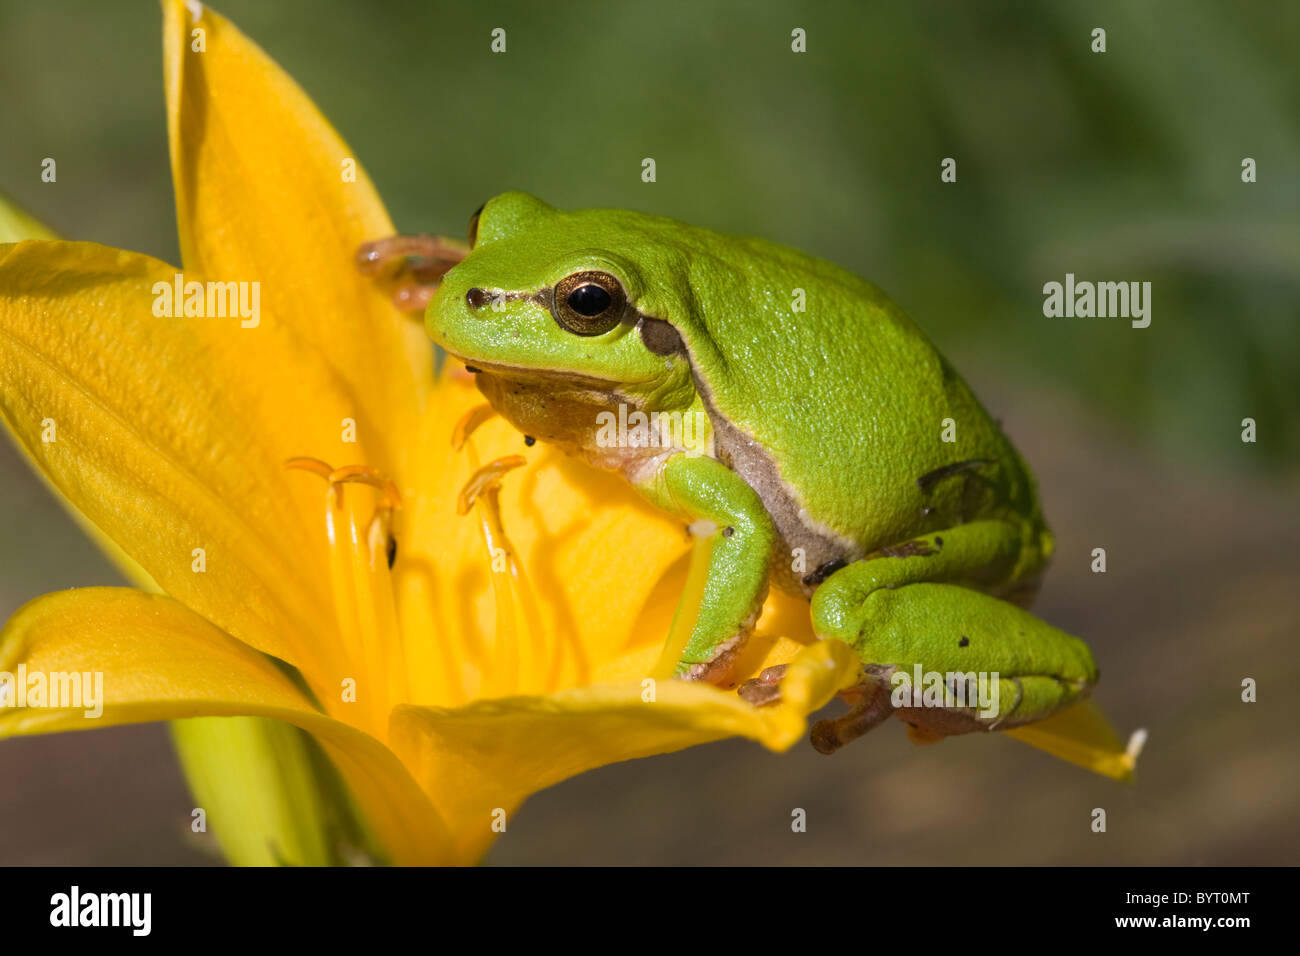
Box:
(355, 234, 466, 312)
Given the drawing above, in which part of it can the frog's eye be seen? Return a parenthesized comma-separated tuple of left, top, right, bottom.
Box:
(551, 271, 627, 336)
(467, 202, 486, 248)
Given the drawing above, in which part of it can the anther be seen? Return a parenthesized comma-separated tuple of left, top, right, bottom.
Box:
(285, 456, 334, 480)
(285, 458, 402, 516)
(330, 464, 403, 511)
(457, 455, 526, 515)
(452, 403, 500, 451)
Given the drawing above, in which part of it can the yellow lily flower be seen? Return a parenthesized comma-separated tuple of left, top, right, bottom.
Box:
(0, 2, 1137, 866)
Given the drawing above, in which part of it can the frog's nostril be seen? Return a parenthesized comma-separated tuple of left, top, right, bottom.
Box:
(466, 287, 492, 309)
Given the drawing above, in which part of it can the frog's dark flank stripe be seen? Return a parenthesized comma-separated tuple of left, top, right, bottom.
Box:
(877, 539, 937, 559)
(802, 557, 846, 588)
(916, 458, 994, 491)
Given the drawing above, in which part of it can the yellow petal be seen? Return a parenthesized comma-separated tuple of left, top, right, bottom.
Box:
(0, 190, 377, 867)
(0, 587, 453, 864)
(389, 638, 860, 860)
(1004, 698, 1143, 783)
(0, 194, 160, 592)
(0, 184, 386, 867)
(0, 238, 394, 689)
(161, 0, 432, 479)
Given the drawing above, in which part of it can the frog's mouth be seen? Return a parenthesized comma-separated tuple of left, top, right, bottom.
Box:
(444, 355, 655, 391)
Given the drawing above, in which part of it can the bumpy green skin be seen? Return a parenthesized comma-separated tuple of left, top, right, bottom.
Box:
(428, 192, 1096, 735)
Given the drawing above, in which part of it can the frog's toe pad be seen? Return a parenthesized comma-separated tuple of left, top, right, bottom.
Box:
(682, 632, 748, 686)
(737, 664, 788, 707)
(355, 234, 466, 312)
(809, 678, 894, 754)
(904, 722, 948, 746)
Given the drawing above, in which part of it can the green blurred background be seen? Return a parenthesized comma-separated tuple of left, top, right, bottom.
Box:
(1, 0, 1296, 864)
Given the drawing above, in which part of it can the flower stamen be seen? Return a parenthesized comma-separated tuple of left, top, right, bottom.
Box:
(286, 457, 406, 734)
(455, 458, 526, 695)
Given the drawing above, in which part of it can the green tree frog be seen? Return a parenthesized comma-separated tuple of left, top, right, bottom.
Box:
(399, 192, 1098, 752)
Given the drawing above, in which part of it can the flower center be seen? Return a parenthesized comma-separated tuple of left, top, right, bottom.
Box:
(284, 405, 574, 723)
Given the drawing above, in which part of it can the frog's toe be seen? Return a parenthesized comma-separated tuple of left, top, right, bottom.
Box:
(904, 723, 947, 746)
(392, 282, 437, 312)
(680, 631, 749, 686)
(809, 677, 893, 754)
(356, 233, 466, 312)
(355, 233, 465, 276)
(737, 664, 788, 707)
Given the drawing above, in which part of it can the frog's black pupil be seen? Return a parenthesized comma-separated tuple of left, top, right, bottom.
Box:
(567, 284, 611, 316)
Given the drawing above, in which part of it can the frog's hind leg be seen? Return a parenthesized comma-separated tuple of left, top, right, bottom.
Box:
(809, 672, 894, 754)
(355, 234, 466, 312)
(738, 664, 893, 753)
(813, 577, 1098, 740)
(802, 518, 1096, 742)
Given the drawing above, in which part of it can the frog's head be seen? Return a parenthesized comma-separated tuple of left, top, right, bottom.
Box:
(428, 191, 688, 386)
(428, 192, 699, 453)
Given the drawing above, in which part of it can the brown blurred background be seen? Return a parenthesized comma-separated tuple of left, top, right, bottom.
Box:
(1, 0, 1297, 864)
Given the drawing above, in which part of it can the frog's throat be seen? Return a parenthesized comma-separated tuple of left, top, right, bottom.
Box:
(470, 367, 688, 477)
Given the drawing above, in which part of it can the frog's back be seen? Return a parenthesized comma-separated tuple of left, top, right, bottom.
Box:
(648, 220, 1044, 564)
